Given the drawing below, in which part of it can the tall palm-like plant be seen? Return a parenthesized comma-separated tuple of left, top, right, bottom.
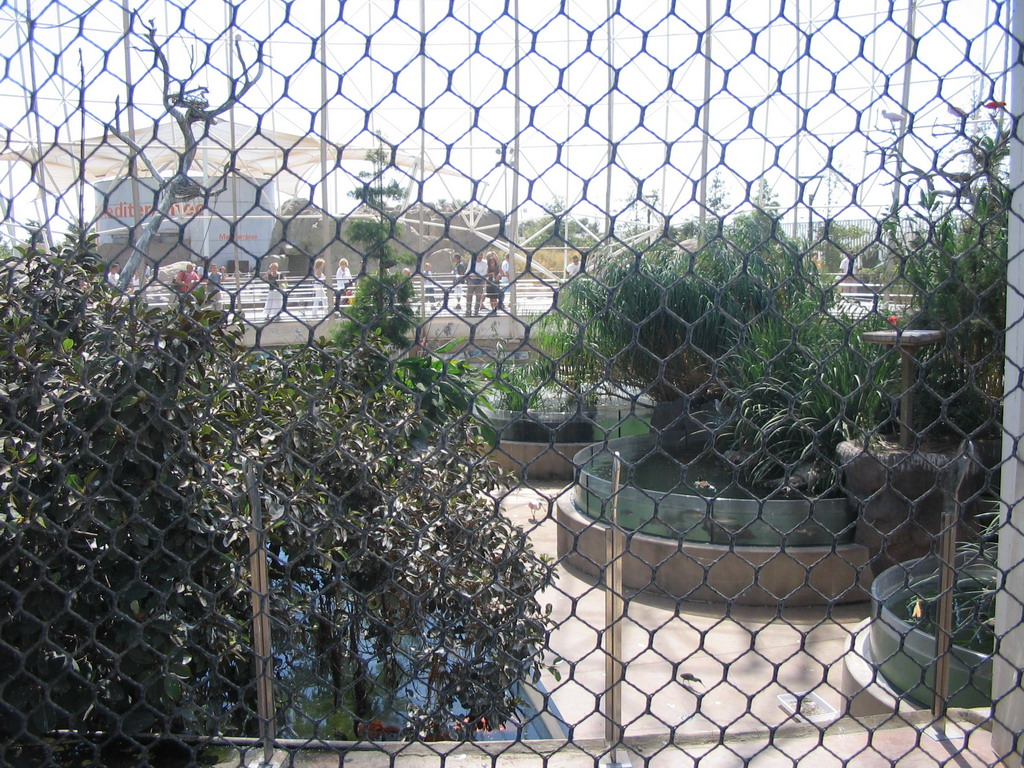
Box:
(886, 114, 1009, 438)
(336, 145, 414, 350)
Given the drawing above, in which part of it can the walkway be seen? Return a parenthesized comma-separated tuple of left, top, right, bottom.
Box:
(210, 487, 999, 767)
(142, 273, 898, 327)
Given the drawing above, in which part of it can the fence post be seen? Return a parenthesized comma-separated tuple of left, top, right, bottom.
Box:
(994, 0, 1024, 757)
(929, 445, 973, 740)
(246, 462, 277, 768)
(602, 453, 631, 768)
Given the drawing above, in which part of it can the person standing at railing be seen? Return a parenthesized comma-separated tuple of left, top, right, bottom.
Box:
(205, 264, 225, 307)
(836, 254, 859, 294)
(485, 251, 501, 312)
(423, 261, 437, 308)
(312, 258, 328, 316)
(335, 258, 353, 309)
(263, 261, 284, 319)
(500, 253, 510, 306)
(451, 252, 466, 311)
(466, 252, 487, 317)
(173, 262, 201, 293)
(566, 254, 580, 278)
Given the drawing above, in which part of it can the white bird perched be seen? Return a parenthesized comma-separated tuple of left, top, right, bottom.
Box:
(882, 110, 907, 123)
(527, 500, 544, 519)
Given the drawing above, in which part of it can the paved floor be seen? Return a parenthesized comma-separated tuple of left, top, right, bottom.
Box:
(497, 482, 1002, 767)
(218, 482, 1003, 767)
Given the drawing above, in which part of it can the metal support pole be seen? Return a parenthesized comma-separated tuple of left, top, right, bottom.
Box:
(246, 463, 278, 768)
(698, 0, 712, 238)
(602, 453, 631, 768)
(898, 349, 916, 449)
(928, 444, 974, 741)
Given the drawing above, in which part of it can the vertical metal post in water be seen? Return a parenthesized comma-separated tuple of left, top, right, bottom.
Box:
(246, 464, 277, 767)
(931, 445, 973, 737)
(603, 453, 631, 767)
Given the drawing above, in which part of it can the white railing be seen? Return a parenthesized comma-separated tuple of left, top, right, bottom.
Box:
(827, 274, 912, 319)
(139, 271, 563, 323)
(138, 271, 907, 324)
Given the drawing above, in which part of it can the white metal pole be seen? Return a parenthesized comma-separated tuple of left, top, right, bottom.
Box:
(993, 0, 1024, 758)
(320, 0, 331, 280)
(508, 0, 522, 315)
(21, 0, 53, 249)
(698, 0, 712, 239)
(891, 1, 917, 212)
(227, 16, 240, 275)
(603, 0, 615, 258)
(602, 452, 630, 768)
(121, 0, 145, 282)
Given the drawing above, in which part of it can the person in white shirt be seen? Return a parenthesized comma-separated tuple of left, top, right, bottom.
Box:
(566, 255, 581, 277)
(335, 258, 353, 308)
(312, 258, 328, 315)
(500, 254, 510, 300)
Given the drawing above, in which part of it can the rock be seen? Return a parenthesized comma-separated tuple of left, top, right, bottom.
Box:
(837, 440, 992, 574)
(651, 396, 723, 435)
(269, 198, 340, 270)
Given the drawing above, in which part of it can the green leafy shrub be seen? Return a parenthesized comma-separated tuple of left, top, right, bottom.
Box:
(720, 308, 898, 495)
(0, 236, 253, 739)
(542, 187, 897, 494)
(542, 190, 818, 404)
(218, 341, 554, 739)
(1, 235, 551, 748)
(333, 272, 416, 350)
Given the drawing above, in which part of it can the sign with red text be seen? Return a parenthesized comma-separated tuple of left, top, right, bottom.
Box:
(95, 175, 276, 266)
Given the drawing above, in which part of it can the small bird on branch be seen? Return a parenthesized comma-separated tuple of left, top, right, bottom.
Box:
(881, 110, 907, 123)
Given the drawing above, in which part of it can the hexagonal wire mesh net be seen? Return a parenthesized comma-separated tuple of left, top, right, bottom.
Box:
(0, 0, 1021, 766)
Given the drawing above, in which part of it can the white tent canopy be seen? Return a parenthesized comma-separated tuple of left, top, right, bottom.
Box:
(0, 121, 437, 200)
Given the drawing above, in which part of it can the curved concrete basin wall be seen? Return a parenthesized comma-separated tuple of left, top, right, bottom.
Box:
(556, 495, 871, 605)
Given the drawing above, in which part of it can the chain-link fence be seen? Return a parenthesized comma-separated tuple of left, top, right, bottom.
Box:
(1, 1, 1021, 766)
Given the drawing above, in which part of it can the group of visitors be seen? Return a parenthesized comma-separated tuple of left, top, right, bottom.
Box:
(170, 262, 228, 307)
(447, 249, 509, 316)
(106, 249, 530, 320)
(106, 260, 218, 299)
(261, 256, 356, 318)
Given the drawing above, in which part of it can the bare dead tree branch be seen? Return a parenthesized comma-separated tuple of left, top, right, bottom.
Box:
(112, 11, 264, 291)
(109, 96, 163, 181)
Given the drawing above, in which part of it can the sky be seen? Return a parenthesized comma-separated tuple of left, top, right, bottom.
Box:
(0, 0, 1013, 244)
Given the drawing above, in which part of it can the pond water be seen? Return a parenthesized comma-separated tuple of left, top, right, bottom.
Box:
(584, 441, 753, 499)
(574, 434, 854, 547)
(272, 630, 565, 742)
(870, 557, 994, 709)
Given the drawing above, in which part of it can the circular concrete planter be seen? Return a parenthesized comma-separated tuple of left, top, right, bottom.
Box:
(838, 440, 996, 574)
(556, 494, 871, 605)
(867, 555, 993, 709)
(574, 434, 856, 547)
(556, 434, 870, 605)
(485, 402, 651, 482)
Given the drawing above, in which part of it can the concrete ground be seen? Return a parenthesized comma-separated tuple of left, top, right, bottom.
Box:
(498, 482, 1002, 767)
(220, 483, 1002, 767)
